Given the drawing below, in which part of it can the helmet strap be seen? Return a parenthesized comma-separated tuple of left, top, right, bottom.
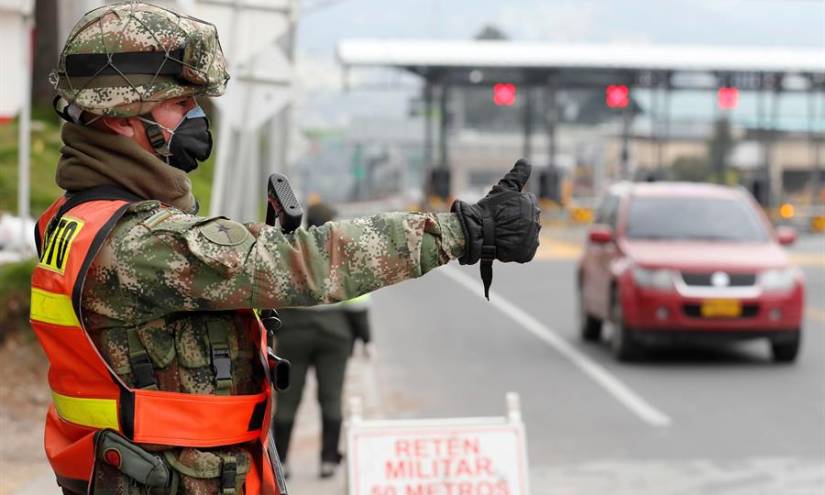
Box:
(140, 114, 172, 157)
(53, 96, 100, 125)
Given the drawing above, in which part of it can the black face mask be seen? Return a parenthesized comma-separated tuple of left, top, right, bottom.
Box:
(142, 106, 213, 173)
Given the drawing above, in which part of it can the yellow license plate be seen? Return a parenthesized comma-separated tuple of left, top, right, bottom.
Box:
(701, 299, 742, 318)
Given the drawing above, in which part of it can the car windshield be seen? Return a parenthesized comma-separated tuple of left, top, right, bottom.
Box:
(626, 195, 769, 242)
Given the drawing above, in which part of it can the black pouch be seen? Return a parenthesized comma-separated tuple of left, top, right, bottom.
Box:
(90, 429, 178, 495)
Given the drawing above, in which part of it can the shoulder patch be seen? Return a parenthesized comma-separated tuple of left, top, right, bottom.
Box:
(200, 218, 250, 246)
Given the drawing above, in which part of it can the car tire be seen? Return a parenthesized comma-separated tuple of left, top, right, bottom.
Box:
(579, 294, 602, 342)
(771, 330, 801, 363)
(611, 289, 640, 362)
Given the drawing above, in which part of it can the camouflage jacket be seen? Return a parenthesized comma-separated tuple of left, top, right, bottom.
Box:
(80, 200, 464, 490)
(84, 199, 464, 391)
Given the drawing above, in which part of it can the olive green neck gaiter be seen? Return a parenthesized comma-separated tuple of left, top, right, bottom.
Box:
(56, 123, 197, 213)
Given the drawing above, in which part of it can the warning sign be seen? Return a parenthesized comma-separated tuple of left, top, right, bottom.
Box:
(347, 395, 530, 495)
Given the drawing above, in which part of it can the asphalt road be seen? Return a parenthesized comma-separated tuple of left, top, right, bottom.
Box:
(11, 234, 824, 495)
(366, 234, 825, 495)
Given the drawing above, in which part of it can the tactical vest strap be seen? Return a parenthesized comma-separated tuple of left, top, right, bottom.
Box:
(220, 455, 239, 495)
(60, 186, 143, 219)
(126, 327, 158, 390)
(207, 320, 233, 395)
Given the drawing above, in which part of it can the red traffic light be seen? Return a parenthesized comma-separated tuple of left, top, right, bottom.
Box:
(605, 85, 630, 109)
(493, 83, 517, 106)
(717, 86, 739, 110)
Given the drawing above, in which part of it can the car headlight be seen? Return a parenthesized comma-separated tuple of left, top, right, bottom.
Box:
(759, 267, 800, 292)
(632, 267, 675, 291)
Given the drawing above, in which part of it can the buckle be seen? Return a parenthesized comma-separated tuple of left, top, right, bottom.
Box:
(481, 244, 496, 261)
(131, 352, 157, 389)
(221, 458, 238, 494)
(144, 123, 166, 150)
(211, 347, 232, 382)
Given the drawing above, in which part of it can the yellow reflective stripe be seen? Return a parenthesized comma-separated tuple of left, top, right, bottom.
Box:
(52, 391, 119, 430)
(30, 288, 80, 327)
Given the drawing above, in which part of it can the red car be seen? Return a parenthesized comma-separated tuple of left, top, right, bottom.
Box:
(577, 182, 804, 363)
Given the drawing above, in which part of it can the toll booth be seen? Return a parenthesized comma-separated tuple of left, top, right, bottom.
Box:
(338, 41, 825, 208)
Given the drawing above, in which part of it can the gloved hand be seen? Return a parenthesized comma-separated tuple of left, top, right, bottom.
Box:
(451, 159, 541, 298)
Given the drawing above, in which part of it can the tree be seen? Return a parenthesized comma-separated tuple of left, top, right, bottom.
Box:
(33, 0, 59, 109)
(475, 25, 509, 41)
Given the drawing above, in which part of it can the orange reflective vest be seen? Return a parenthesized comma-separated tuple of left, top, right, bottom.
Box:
(30, 188, 282, 494)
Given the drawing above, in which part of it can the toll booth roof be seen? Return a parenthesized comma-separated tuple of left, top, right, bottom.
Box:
(337, 40, 825, 75)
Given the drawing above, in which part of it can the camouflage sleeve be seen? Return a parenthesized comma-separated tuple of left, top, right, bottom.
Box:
(124, 209, 464, 315)
(245, 212, 465, 307)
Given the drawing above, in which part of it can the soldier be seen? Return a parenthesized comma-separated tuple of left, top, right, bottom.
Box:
(273, 202, 375, 479)
(31, 2, 540, 495)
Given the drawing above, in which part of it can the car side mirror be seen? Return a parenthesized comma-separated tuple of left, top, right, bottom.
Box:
(776, 226, 797, 246)
(589, 225, 613, 244)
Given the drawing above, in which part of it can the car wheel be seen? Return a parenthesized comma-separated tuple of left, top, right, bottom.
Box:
(610, 289, 640, 362)
(771, 330, 801, 363)
(578, 292, 602, 342)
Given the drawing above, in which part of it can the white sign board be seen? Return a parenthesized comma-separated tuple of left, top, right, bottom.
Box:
(347, 395, 530, 495)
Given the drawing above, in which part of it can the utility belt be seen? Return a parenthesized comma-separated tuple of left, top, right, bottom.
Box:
(86, 430, 248, 495)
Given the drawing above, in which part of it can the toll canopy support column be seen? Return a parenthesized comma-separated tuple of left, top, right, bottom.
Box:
(543, 79, 558, 200)
(650, 73, 660, 173)
(439, 82, 450, 170)
(522, 86, 533, 163)
(756, 78, 769, 205)
(768, 76, 784, 207)
(661, 73, 672, 173)
(808, 82, 823, 205)
(424, 79, 434, 169)
(620, 97, 632, 181)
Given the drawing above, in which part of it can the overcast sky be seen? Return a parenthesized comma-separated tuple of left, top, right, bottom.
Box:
(297, 0, 825, 54)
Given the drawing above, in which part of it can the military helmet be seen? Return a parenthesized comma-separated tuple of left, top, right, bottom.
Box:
(52, 1, 229, 118)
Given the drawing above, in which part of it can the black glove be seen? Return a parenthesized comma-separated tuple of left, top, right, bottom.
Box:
(451, 159, 541, 299)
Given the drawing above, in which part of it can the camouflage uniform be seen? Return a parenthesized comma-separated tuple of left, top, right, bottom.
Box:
(79, 201, 463, 492)
(49, 3, 466, 492)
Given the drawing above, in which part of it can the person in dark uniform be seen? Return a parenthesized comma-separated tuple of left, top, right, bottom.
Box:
(273, 202, 373, 478)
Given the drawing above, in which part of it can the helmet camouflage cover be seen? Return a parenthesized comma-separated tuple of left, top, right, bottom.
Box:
(53, 1, 229, 117)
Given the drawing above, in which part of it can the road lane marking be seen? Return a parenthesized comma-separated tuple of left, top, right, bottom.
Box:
(441, 265, 672, 428)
